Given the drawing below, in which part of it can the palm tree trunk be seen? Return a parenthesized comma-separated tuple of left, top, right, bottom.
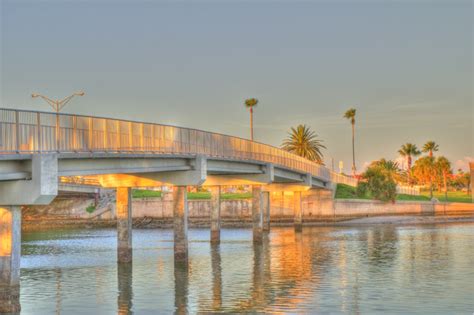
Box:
(443, 172, 448, 201)
(407, 156, 412, 185)
(351, 122, 355, 176)
(250, 107, 254, 141)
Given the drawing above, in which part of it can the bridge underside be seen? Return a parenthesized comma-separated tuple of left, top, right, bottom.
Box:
(0, 153, 331, 205)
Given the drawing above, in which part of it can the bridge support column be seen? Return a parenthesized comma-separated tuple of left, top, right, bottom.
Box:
(173, 186, 188, 263)
(117, 187, 132, 263)
(209, 186, 221, 244)
(0, 206, 21, 313)
(252, 185, 263, 244)
(294, 191, 303, 232)
(262, 191, 270, 232)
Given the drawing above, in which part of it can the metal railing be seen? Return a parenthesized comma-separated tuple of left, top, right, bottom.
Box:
(396, 185, 421, 196)
(330, 172, 358, 187)
(0, 108, 332, 181)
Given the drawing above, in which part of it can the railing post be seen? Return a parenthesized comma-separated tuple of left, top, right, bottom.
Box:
(103, 119, 108, 152)
(140, 123, 144, 152)
(56, 112, 60, 152)
(15, 110, 20, 153)
(116, 121, 120, 152)
(72, 115, 77, 152)
(88, 117, 93, 152)
(36, 112, 42, 153)
(128, 122, 133, 151)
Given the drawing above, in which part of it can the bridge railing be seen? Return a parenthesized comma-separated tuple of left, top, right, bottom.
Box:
(0, 108, 331, 181)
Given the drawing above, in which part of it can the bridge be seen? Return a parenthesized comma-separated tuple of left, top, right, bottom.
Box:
(0, 107, 353, 312)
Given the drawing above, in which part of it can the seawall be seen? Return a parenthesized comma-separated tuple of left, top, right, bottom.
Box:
(23, 189, 474, 230)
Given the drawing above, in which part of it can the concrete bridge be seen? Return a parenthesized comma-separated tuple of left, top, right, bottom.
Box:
(0, 108, 345, 312)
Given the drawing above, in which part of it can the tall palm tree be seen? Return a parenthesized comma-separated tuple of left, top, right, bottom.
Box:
(244, 98, 258, 141)
(422, 141, 439, 158)
(343, 108, 356, 176)
(281, 124, 326, 164)
(398, 143, 421, 185)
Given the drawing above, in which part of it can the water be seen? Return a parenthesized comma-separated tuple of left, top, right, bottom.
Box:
(19, 223, 474, 314)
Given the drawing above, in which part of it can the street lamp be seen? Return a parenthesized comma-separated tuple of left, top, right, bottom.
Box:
(31, 91, 85, 150)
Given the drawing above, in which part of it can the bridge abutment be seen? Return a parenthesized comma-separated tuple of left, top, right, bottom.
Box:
(252, 185, 263, 243)
(209, 186, 221, 244)
(173, 186, 188, 263)
(0, 206, 21, 313)
(117, 187, 133, 263)
(294, 191, 303, 232)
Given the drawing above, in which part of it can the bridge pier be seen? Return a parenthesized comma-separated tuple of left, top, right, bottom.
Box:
(294, 191, 303, 232)
(209, 186, 221, 244)
(252, 185, 263, 244)
(0, 206, 21, 313)
(173, 186, 188, 263)
(262, 191, 270, 232)
(117, 187, 133, 263)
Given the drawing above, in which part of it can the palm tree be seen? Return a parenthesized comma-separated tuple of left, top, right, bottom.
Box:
(398, 143, 421, 185)
(435, 156, 451, 201)
(343, 108, 356, 176)
(244, 98, 258, 141)
(422, 141, 439, 158)
(281, 124, 326, 164)
(413, 156, 436, 198)
(370, 158, 401, 182)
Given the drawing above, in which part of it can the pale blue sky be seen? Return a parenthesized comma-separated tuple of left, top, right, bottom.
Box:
(1, 0, 472, 172)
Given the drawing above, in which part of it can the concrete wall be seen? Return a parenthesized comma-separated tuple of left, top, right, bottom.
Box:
(25, 188, 474, 222)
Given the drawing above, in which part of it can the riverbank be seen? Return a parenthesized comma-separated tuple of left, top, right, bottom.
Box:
(22, 213, 474, 231)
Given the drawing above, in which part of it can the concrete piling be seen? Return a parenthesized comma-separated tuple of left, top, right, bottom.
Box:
(209, 186, 221, 244)
(0, 206, 21, 313)
(294, 191, 303, 232)
(117, 187, 132, 263)
(252, 186, 263, 243)
(173, 186, 188, 263)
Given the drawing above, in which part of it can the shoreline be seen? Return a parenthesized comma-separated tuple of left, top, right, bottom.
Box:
(22, 214, 474, 231)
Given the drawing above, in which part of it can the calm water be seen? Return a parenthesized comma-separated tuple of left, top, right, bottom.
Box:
(19, 223, 474, 314)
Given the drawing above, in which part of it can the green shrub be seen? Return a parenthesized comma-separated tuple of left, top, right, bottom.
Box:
(356, 182, 368, 197)
(363, 166, 397, 202)
(86, 204, 96, 214)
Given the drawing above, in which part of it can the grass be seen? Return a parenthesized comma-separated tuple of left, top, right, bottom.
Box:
(419, 190, 472, 203)
(335, 184, 473, 203)
(132, 190, 252, 200)
(132, 190, 162, 198)
(85, 204, 96, 214)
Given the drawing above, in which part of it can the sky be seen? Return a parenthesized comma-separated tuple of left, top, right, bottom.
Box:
(1, 0, 473, 173)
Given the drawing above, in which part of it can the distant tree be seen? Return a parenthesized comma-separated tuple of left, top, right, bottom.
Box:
(361, 165, 397, 203)
(244, 98, 258, 141)
(343, 108, 357, 175)
(422, 141, 439, 158)
(369, 158, 402, 182)
(281, 124, 326, 164)
(398, 143, 421, 185)
(413, 156, 436, 198)
(435, 156, 452, 200)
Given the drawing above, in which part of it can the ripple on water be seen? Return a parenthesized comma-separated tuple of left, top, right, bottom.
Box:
(19, 224, 474, 314)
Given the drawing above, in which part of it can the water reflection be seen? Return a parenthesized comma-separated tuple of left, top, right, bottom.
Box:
(18, 224, 474, 314)
(174, 260, 188, 315)
(210, 244, 222, 310)
(117, 263, 133, 315)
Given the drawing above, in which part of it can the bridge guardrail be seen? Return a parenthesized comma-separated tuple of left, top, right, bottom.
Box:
(0, 108, 331, 182)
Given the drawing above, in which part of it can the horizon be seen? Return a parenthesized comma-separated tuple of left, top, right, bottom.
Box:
(1, 0, 472, 172)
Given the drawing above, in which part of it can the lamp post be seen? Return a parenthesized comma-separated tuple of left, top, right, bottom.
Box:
(32, 91, 85, 150)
